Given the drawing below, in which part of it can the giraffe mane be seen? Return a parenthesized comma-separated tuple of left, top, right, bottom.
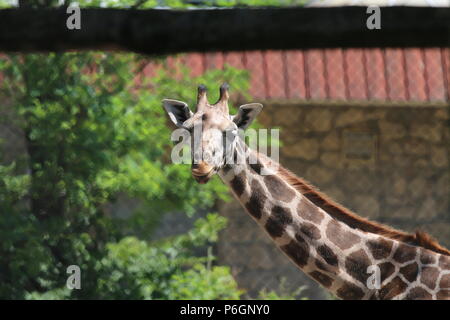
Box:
(277, 166, 450, 256)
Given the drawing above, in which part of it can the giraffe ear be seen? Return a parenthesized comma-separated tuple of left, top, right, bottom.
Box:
(162, 99, 193, 127)
(232, 103, 263, 130)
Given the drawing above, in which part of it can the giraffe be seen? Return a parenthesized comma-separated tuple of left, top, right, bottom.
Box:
(162, 83, 450, 300)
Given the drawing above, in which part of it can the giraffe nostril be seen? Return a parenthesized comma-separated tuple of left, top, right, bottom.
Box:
(203, 152, 212, 163)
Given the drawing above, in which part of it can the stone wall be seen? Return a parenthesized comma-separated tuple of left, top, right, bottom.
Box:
(217, 103, 450, 299)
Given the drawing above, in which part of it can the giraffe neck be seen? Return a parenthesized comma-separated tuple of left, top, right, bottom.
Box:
(218, 141, 450, 300)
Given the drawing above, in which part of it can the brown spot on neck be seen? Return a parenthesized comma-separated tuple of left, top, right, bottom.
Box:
(439, 255, 450, 269)
(315, 258, 337, 275)
(230, 173, 246, 197)
(297, 197, 324, 224)
(400, 262, 419, 283)
(299, 222, 321, 240)
(249, 160, 263, 175)
(436, 289, 450, 300)
(326, 219, 361, 251)
(379, 276, 408, 300)
(393, 243, 417, 263)
(244, 179, 266, 220)
(367, 238, 394, 260)
(265, 205, 293, 238)
(439, 273, 449, 289)
(309, 271, 334, 288)
(379, 262, 396, 282)
(317, 244, 339, 267)
(336, 282, 365, 300)
(420, 249, 436, 265)
(405, 287, 433, 300)
(281, 238, 309, 268)
(420, 266, 440, 290)
(345, 249, 371, 285)
(263, 175, 295, 203)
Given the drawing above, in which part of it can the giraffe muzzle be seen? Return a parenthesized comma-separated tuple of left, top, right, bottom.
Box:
(191, 162, 215, 184)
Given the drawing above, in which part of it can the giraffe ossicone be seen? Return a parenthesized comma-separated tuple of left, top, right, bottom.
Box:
(162, 83, 450, 300)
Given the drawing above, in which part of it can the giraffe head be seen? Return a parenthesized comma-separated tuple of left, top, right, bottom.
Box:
(163, 83, 263, 184)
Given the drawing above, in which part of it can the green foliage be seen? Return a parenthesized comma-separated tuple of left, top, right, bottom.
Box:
(97, 214, 243, 300)
(258, 279, 308, 300)
(0, 0, 307, 8)
(0, 51, 251, 299)
(25, 214, 243, 300)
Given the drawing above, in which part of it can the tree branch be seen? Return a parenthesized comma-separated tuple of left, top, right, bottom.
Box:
(0, 7, 448, 55)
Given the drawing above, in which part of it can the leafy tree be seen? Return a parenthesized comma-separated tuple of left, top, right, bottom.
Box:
(0, 51, 250, 299)
(25, 214, 244, 299)
(0, 0, 307, 300)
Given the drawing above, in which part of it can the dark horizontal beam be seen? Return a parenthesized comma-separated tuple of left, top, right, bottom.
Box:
(0, 6, 449, 55)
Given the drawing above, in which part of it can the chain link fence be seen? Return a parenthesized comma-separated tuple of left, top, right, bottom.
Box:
(0, 47, 448, 299)
(142, 48, 449, 103)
